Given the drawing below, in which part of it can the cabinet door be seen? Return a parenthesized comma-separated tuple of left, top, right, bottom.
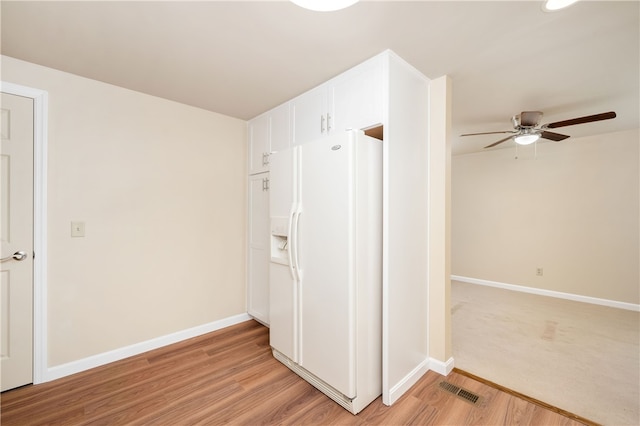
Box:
(291, 85, 326, 146)
(332, 57, 383, 134)
(249, 114, 270, 174)
(248, 172, 270, 324)
(270, 102, 291, 153)
(291, 57, 383, 148)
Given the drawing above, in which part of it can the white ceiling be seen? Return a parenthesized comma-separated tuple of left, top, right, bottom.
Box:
(1, 0, 638, 155)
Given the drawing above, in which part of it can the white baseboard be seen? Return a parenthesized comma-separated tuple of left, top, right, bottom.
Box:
(45, 313, 252, 382)
(429, 356, 455, 376)
(452, 275, 640, 312)
(384, 358, 430, 406)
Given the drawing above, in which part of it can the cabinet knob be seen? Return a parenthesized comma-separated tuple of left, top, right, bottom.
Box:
(321, 115, 326, 133)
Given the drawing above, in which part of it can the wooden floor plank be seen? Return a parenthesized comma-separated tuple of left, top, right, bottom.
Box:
(1, 320, 594, 425)
(279, 390, 358, 425)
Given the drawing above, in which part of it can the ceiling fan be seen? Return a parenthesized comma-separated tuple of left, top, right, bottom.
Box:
(461, 111, 617, 149)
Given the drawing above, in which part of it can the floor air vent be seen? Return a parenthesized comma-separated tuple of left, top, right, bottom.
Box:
(439, 381, 483, 405)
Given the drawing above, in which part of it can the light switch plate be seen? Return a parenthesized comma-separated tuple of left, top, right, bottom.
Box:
(71, 221, 85, 237)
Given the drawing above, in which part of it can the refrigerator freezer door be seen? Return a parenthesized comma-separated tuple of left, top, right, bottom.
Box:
(269, 148, 294, 221)
(269, 147, 297, 362)
(269, 262, 296, 361)
(297, 132, 356, 399)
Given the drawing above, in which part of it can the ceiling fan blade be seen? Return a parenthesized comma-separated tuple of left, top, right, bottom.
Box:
(520, 111, 543, 127)
(545, 111, 617, 129)
(484, 135, 514, 148)
(461, 130, 514, 137)
(540, 131, 570, 142)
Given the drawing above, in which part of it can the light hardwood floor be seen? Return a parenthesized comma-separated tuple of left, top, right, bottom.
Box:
(1, 320, 591, 425)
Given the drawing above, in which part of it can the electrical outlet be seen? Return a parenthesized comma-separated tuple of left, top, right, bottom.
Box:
(536, 267, 543, 276)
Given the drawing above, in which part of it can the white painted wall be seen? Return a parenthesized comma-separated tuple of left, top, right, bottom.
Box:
(452, 129, 639, 304)
(1, 56, 247, 367)
(427, 75, 452, 370)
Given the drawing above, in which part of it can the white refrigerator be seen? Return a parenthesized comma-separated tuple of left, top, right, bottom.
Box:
(268, 130, 382, 414)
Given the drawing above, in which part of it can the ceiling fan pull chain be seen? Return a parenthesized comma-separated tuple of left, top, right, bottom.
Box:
(515, 142, 519, 160)
(535, 140, 538, 160)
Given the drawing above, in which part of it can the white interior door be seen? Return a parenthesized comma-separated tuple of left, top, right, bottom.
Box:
(1, 92, 34, 391)
(297, 134, 356, 398)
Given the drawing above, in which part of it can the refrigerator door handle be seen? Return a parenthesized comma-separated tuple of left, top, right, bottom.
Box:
(293, 205, 302, 281)
(287, 205, 296, 280)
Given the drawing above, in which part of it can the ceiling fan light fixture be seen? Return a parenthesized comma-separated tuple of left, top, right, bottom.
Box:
(542, 0, 580, 12)
(290, 0, 359, 12)
(514, 133, 540, 145)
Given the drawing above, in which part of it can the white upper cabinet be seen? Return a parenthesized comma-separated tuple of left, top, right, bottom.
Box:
(291, 55, 383, 146)
(248, 103, 291, 175)
(248, 113, 270, 175)
(270, 102, 291, 153)
(332, 55, 383, 136)
(291, 84, 327, 146)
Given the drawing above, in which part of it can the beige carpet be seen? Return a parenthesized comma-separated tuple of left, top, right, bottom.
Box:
(452, 280, 640, 426)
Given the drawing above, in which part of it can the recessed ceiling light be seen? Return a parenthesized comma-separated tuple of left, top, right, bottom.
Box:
(291, 0, 359, 12)
(542, 0, 580, 12)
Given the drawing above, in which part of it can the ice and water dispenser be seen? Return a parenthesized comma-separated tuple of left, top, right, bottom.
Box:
(270, 217, 289, 265)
